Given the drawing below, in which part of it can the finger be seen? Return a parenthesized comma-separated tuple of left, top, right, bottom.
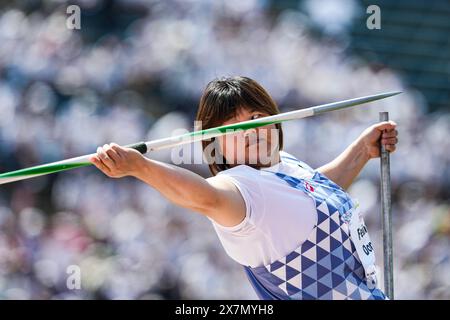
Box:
(385, 144, 396, 153)
(374, 121, 397, 132)
(382, 130, 398, 139)
(104, 143, 122, 162)
(110, 143, 125, 158)
(89, 155, 97, 164)
(381, 137, 398, 145)
(90, 155, 112, 174)
(97, 146, 115, 170)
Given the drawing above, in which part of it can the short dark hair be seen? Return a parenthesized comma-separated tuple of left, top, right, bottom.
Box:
(195, 76, 284, 176)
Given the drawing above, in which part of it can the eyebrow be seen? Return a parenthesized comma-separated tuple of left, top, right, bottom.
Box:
(241, 107, 264, 115)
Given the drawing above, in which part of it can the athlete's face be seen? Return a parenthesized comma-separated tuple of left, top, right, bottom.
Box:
(216, 107, 280, 169)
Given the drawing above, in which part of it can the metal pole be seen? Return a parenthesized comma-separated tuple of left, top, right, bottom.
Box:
(379, 112, 394, 299)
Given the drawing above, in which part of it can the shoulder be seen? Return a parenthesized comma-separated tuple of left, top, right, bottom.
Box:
(217, 164, 258, 177)
(209, 165, 261, 187)
(207, 165, 266, 224)
(207, 165, 261, 196)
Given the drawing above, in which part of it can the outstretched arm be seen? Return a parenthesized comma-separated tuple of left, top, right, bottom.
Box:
(89, 143, 246, 227)
(316, 121, 398, 190)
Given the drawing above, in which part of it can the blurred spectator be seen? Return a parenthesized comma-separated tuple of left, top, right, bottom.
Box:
(0, 0, 448, 299)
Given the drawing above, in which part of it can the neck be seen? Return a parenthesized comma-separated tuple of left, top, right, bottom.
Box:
(252, 151, 281, 170)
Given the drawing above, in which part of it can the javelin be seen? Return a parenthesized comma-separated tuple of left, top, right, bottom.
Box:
(0, 91, 400, 185)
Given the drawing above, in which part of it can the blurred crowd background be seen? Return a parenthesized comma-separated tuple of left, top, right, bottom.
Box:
(0, 0, 449, 299)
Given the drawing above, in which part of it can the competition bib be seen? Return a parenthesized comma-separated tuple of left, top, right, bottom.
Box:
(345, 200, 379, 289)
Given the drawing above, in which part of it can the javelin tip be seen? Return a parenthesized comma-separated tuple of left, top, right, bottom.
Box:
(379, 91, 402, 98)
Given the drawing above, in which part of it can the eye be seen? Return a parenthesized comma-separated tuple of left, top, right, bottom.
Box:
(251, 113, 263, 120)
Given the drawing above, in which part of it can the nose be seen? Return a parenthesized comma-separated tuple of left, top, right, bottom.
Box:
(243, 128, 259, 147)
(243, 128, 257, 137)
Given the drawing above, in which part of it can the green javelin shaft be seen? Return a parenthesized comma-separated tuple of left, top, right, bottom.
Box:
(0, 91, 400, 185)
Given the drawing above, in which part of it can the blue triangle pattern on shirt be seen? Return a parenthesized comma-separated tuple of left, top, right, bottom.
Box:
(303, 264, 317, 280)
(260, 270, 286, 287)
(346, 256, 359, 271)
(350, 241, 357, 253)
(319, 288, 333, 300)
(301, 291, 316, 300)
(329, 218, 340, 234)
(341, 228, 349, 242)
(316, 228, 328, 244)
(286, 251, 300, 263)
(317, 209, 329, 225)
(317, 263, 330, 280)
(301, 256, 315, 271)
(318, 272, 333, 289)
(317, 281, 332, 298)
(285, 265, 300, 280)
(335, 281, 348, 296)
(318, 254, 332, 271)
(270, 260, 285, 272)
(346, 274, 359, 286)
(330, 236, 342, 251)
(326, 201, 338, 216)
(301, 240, 315, 254)
(316, 245, 329, 262)
(244, 166, 385, 300)
(349, 288, 362, 300)
(315, 198, 323, 207)
(290, 290, 303, 300)
(301, 273, 316, 290)
(331, 272, 346, 287)
(330, 254, 344, 269)
(303, 282, 318, 299)
(343, 247, 353, 261)
(372, 290, 386, 300)
(331, 246, 345, 260)
(286, 282, 301, 296)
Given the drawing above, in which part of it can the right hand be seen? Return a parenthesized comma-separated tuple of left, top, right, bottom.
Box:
(89, 143, 145, 178)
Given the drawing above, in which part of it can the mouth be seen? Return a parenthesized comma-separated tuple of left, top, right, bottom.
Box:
(246, 138, 266, 148)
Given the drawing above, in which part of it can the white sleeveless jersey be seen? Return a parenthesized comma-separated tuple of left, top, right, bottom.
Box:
(209, 151, 318, 268)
